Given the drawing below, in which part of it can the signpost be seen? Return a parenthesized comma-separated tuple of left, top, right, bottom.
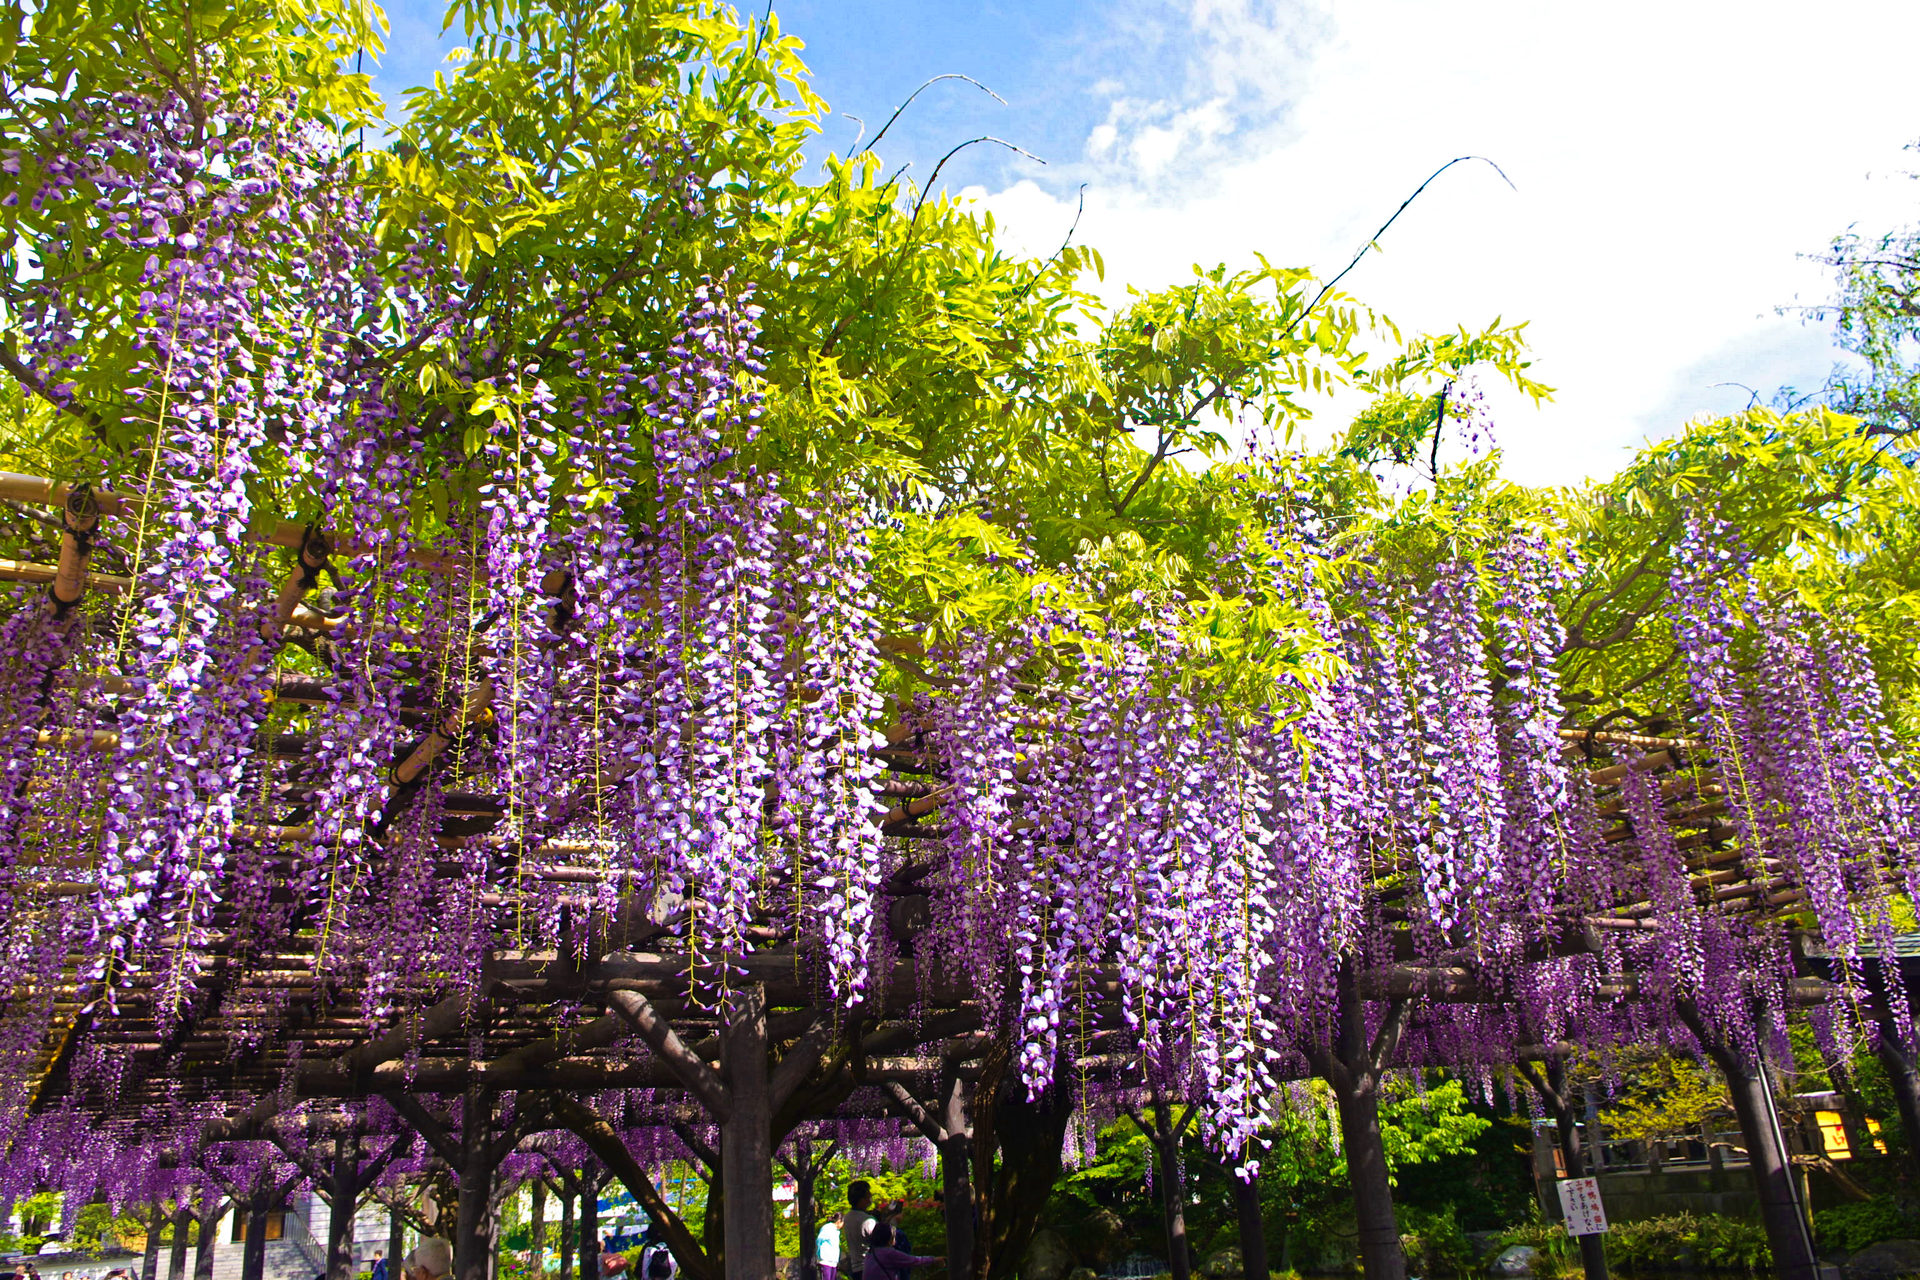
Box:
(1558, 1177, 1609, 1237)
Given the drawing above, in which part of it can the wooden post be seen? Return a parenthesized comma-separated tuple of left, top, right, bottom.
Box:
(326, 1135, 361, 1280)
(241, 1182, 273, 1280)
(937, 1071, 975, 1280)
(1517, 1058, 1609, 1280)
(579, 1171, 599, 1280)
(719, 984, 775, 1280)
(791, 1140, 817, 1280)
(1681, 1003, 1817, 1280)
(1310, 960, 1412, 1280)
(167, 1206, 193, 1280)
(529, 1181, 547, 1280)
(884, 1067, 974, 1278)
(601, 984, 829, 1280)
(140, 1207, 165, 1280)
(1133, 1095, 1194, 1280)
(455, 1086, 501, 1280)
(192, 1196, 223, 1280)
(559, 1183, 576, 1280)
(1231, 1171, 1269, 1280)
(389, 1200, 407, 1279)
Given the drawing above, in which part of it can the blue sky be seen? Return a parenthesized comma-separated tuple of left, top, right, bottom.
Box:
(367, 0, 1920, 487)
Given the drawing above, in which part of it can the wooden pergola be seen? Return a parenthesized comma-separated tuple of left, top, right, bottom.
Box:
(0, 468, 1884, 1280)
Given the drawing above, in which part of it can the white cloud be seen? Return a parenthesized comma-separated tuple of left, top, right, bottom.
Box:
(962, 0, 1920, 487)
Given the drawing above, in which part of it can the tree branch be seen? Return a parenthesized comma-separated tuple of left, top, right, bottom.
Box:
(1368, 996, 1413, 1074)
(769, 1017, 833, 1113)
(543, 1093, 713, 1280)
(668, 1120, 720, 1173)
(382, 1093, 463, 1166)
(605, 989, 730, 1119)
(882, 1081, 946, 1144)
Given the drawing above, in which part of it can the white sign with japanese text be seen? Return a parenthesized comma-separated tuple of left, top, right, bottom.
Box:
(1558, 1177, 1609, 1236)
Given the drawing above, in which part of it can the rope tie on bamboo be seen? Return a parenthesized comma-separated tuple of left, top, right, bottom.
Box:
(293, 523, 332, 592)
(48, 483, 100, 620)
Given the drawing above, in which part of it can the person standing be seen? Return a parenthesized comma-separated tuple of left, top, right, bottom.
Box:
(370, 1250, 388, 1280)
(838, 1184, 877, 1279)
(857, 1225, 939, 1280)
(814, 1218, 840, 1280)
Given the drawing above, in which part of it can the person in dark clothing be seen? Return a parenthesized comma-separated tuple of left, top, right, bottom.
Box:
(370, 1250, 388, 1280)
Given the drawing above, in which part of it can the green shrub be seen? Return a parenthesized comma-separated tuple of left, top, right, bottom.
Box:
(1603, 1214, 1769, 1274)
(1493, 1218, 1577, 1278)
(1398, 1204, 1481, 1277)
(1816, 1199, 1919, 1253)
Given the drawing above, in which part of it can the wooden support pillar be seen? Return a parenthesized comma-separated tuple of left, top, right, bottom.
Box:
(777, 1136, 843, 1280)
(559, 1183, 576, 1280)
(1874, 1032, 1920, 1185)
(167, 1206, 193, 1280)
(389, 1200, 407, 1280)
(241, 1182, 273, 1280)
(1680, 1002, 1817, 1280)
(1517, 1058, 1609, 1280)
(1309, 959, 1412, 1280)
(719, 984, 775, 1280)
(271, 1123, 411, 1280)
(140, 1207, 164, 1280)
(192, 1197, 224, 1280)
(604, 984, 830, 1280)
(1231, 1171, 1269, 1280)
(579, 1171, 599, 1280)
(938, 1078, 975, 1280)
(529, 1180, 547, 1280)
(885, 1066, 974, 1278)
(793, 1140, 817, 1280)
(455, 1085, 501, 1280)
(1125, 1095, 1196, 1280)
(386, 1090, 532, 1280)
(323, 1131, 364, 1280)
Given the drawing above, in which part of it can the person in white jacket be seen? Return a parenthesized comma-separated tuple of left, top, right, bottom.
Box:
(814, 1219, 841, 1279)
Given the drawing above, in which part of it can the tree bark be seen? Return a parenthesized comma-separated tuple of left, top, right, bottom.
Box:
(193, 1198, 223, 1280)
(241, 1188, 272, 1280)
(1681, 1003, 1817, 1280)
(1231, 1170, 1269, 1280)
(141, 1208, 164, 1280)
(1519, 1059, 1609, 1280)
(1335, 1079, 1403, 1280)
(579, 1173, 600, 1280)
(559, 1183, 576, 1280)
(1875, 1032, 1920, 1185)
(454, 1086, 500, 1280)
(1312, 962, 1411, 1280)
(719, 984, 775, 1280)
(327, 1155, 358, 1280)
(167, 1206, 193, 1280)
(529, 1181, 547, 1280)
(389, 1201, 407, 1280)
